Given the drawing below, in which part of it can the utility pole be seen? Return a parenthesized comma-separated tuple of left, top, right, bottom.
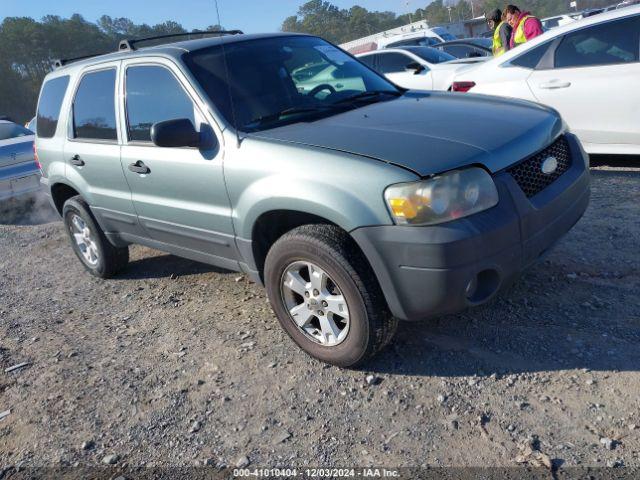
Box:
(447, 6, 452, 23)
(405, 1, 413, 24)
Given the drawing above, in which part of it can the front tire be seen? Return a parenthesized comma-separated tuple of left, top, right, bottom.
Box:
(62, 196, 129, 278)
(264, 225, 397, 367)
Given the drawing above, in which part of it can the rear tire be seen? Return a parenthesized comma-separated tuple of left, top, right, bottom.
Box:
(264, 224, 397, 367)
(62, 196, 128, 278)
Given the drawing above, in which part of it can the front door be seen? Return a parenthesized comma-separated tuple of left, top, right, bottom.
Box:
(527, 15, 640, 148)
(118, 59, 237, 267)
(377, 52, 433, 90)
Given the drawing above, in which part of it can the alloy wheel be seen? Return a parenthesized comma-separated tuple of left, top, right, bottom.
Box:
(280, 261, 350, 346)
(69, 214, 99, 266)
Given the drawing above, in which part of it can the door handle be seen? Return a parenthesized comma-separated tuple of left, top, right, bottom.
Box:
(539, 81, 571, 89)
(128, 161, 150, 175)
(69, 155, 85, 167)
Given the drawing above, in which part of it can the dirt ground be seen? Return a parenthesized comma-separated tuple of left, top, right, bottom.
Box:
(1, 158, 639, 476)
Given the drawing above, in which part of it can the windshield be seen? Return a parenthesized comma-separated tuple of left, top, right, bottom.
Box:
(431, 28, 457, 41)
(184, 35, 400, 132)
(400, 46, 456, 64)
(0, 122, 33, 141)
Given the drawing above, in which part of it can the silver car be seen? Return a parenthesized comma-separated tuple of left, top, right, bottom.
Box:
(36, 32, 590, 367)
(0, 120, 40, 202)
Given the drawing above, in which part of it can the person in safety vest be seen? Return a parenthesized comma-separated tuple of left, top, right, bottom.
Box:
(505, 4, 543, 49)
(485, 9, 512, 57)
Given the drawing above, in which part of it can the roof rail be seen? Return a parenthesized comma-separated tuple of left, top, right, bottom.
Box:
(53, 52, 108, 69)
(52, 30, 243, 69)
(118, 30, 244, 52)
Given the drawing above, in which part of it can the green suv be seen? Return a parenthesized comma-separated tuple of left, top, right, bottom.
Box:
(36, 32, 590, 367)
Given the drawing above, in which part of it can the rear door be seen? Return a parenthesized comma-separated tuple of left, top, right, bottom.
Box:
(377, 51, 433, 90)
(63, 62, 143, 237)
(527, 15, 640, 147)
(119, 58, 237, 267)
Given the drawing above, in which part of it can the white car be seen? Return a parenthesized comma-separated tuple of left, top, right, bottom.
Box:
(452, 6, 640, 155)
(357, 46, 484, 91)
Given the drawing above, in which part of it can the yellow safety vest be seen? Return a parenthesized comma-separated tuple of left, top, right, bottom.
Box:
(492, 21, 507, 56)
(513, 15, 534, 46)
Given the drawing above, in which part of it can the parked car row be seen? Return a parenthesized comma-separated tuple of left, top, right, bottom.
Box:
(452, 5, 640, 155)
(352, 6, 638, 156)
(357, 46, 481, 91)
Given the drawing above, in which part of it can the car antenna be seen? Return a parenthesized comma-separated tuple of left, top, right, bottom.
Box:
(215, 0, 242, 148)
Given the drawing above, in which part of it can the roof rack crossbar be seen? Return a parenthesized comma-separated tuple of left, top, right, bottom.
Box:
(118, 30, 244, 51)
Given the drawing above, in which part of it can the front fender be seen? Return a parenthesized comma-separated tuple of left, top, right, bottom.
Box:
(236, 176, 383, 239)
(225, 138, 418, 240)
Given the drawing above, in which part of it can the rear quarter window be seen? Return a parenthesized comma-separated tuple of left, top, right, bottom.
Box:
(510, 42, 551, 69)
(37, 76, 70, 138)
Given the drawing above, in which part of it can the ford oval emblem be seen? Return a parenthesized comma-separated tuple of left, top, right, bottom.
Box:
(541, 156, 558, 175)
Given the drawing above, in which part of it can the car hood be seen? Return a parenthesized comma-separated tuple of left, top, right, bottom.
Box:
(250, 92, 563, 177)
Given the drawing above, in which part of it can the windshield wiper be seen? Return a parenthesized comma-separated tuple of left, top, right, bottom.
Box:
(331, 90, 403, 105)
(244, 105, 337, 129)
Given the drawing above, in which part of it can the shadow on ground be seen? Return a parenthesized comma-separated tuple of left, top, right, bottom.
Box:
(118, 253, 232, 280)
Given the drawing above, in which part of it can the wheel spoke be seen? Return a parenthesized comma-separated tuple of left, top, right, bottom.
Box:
(308, 263, 327, 292)
(289, 303, 314, 327)
(318, 315, 341, 344)
(284, 270, 309, 297)
(88, 242, 99, 261)
(71, 215, 84, 232)
(325, 295, 349, 319)
(73, 233, 85, 245)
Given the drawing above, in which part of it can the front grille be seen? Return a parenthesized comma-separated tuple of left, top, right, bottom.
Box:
(507, 135, 571, 198)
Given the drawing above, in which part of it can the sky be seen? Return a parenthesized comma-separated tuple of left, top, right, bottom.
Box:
(0, 0, 419, 33)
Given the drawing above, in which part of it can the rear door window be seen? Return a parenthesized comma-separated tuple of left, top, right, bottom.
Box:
(554, 16, 640, 68)
(72, 69, 118, 141)
(358, 55, 376, 68)
(377, 52, 412, 74)
(37, 76, 70, 138)
(125, 65, 196, 142)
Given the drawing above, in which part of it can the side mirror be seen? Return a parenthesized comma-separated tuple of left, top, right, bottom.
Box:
(151, 118, 201, 148)
(405, 62, 425, 75)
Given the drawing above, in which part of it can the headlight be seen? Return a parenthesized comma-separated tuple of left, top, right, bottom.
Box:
(384, 167, 498, 226)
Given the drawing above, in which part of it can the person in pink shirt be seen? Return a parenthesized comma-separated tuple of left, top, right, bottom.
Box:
(505, 5, 544, 49)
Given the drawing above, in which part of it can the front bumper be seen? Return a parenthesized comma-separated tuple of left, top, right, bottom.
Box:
(0, 162, 41, 201)
(351, 133, 590, 321)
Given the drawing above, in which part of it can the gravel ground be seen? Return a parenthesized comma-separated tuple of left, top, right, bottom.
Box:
(0, 160, 639, 475)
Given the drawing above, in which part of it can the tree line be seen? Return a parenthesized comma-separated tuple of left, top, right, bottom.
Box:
(281, 0, 617, 43)
(0, 0, 618, 123)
